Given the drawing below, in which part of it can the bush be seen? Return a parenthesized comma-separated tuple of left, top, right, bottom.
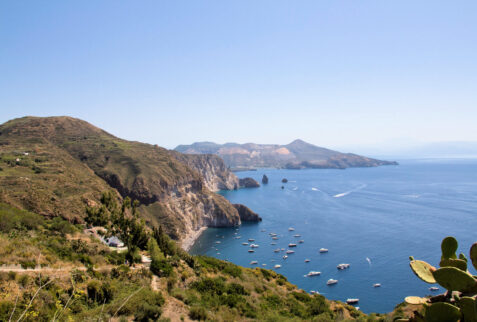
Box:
(189, 306, 208, 321)
(87, 280, 113, 304)
(150, 259, 173, 277)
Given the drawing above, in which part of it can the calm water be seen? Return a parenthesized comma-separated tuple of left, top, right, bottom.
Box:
(189, 159, 477, 313)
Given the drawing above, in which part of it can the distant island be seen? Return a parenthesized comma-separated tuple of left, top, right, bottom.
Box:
(175, 139, 398, 171)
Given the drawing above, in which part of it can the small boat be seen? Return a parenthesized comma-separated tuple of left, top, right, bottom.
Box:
(269, 233, 277, 236)
(306, 271, 321, 277)
(261, 229, 266, 232)
(281, 248, 285, 251)
(248, 238, 255, 242)
(262, 263, 266, 266)
(286, 250, 295, 254)
(429, 287, 439, 291)
(274, 264, 281, 268)
(250, 261, 258, 265)
(270, 242, 277, 245)
(373, 283, 381, 288)
(299, 240, 304, 244)
(293, 234, 301, 237)
(248, 249, 255, 253)
(234, 236, 241, 239)
(319, 248, 328, 253)
(305, 259, 310, 263)
(327, 279, 338, 285)
(242, 242, 249, 246)
(310, 290, 320, 295)
(283, 255, 288, 259)
(250, 244, 259, 248)
(337, 263, 350, 270)
(272, 237, 279, 240)
(289, 243, 297, 247)
(216, 252, 220, 254)
(288, 227, 295, 231)
(215, 241, 221, 244)
(274, 249, 281, 253)
(346, 298, 359, 304)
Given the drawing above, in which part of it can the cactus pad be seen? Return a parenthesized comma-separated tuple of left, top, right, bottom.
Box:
(459, 253, 468, 262)
(433, 267, 476, 291)
(459, 297, 477, 322)
(441, 236, 458, 259)
(410, 260, 436, 284)
(405, 296, 428, 305)
(425, 302, 461, 322)
(440, 258, 467, 271)
(470, 242, 477, 271)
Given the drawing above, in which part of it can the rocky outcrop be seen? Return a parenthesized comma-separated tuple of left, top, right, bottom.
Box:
(262, 175, 269, 184)
(233, 204, 261, 222)
(171, 152, 239, 191)
(239, 177, 260, 188)
(281, 178, 288, 183)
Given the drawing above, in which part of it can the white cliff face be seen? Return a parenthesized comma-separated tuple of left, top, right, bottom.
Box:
(170, 153, 239, 191)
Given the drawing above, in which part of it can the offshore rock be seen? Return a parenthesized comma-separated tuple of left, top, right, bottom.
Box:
(262, 174, 269, 184)
(239, 177, 260, 188)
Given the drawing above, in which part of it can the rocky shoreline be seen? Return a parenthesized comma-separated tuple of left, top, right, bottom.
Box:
(181, 226, 208, 251)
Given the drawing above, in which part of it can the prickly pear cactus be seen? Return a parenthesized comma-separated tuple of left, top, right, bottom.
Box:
(441, 236, 458, 259)
(433, 267, 476, 292)
(470, 242, 477, 271)
(440, 258, 468, 271)
(408, 237, 477, 322)
(425, 302, 461, 322)
(410, 259, 436, 284)
(459, 297, 477, 322)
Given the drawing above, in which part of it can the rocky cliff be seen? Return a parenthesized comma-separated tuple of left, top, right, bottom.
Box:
(171, 152, 239, 191)
(0, 116, 243, 245)
(233, 204, 262, 222)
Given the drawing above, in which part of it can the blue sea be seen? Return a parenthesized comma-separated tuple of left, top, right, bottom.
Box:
(189, 159, 477, 313)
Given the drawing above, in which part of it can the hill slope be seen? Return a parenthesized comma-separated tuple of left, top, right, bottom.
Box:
(175, 139, 398, 170)
(0, 116, 244, 243)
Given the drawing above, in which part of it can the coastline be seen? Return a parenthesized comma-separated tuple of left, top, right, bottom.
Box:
(181, 226, 208, 251)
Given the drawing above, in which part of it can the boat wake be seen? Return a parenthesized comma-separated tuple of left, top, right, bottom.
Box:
(333, 184, 367, 198)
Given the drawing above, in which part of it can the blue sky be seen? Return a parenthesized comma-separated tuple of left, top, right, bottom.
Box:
(1, 1, 476, 150)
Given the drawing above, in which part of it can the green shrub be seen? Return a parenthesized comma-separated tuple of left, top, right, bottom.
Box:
(189, 306, 208, 321)
(150, 259, 173, 277)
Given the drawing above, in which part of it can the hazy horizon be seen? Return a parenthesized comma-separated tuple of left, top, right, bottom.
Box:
(2, 1, 476, 152)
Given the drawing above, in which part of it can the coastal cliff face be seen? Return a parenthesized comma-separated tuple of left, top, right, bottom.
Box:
(170, 152, 239, 191)
(233, 204, 262, 222)
(0, 116, 241, 245)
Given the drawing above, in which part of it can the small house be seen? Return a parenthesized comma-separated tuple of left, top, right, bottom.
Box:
(106, 236, 124, 248)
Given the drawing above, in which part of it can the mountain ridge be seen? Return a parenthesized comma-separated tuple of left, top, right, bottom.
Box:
(175, 139, 398, 170)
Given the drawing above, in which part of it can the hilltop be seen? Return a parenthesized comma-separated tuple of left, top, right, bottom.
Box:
(175, 139, 398, 171)
(0, 116, 253, 244)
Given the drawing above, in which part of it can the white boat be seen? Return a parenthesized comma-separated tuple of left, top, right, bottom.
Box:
(271, 242, 277, 245)
(269, 233, 277, 236)
(248, 238, 255, 242)
(262, 263, 266, 266)
(234, 236, 241, 239)
(306, 271, 321, 277)
(283, 255, 288, 259)
(288, 227, 295, 231)
(272, 237, 279, 240)
(289, 243, 297, 247)
(250, 244, 259, 248)
(373, 283, 381, 288)
(274, 264, 281, 268)
(242, 242, 248, 245)
(346, 298, 359, 304)
(337, 263, 350, 270)
(215, 241, 221, 244)
(319, 248, 328, 253)
(248, 249, 255, 253)
(327, 279, 338, 285)
(305, 259, 310, 263)
(429, 287, 439, 291)
(274, 249, 281, 253)
(299, 240, 304, 243)
(250, 261, 258, 265)
(286, 250, 295, 254)
(293, 234, 301, 237)
(310, 290, 320, 295)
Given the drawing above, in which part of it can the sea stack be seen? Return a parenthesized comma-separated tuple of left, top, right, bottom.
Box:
(239, 177, 260, 188)
(282, 178, 288, 183)
(262, 174, 269, 184)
